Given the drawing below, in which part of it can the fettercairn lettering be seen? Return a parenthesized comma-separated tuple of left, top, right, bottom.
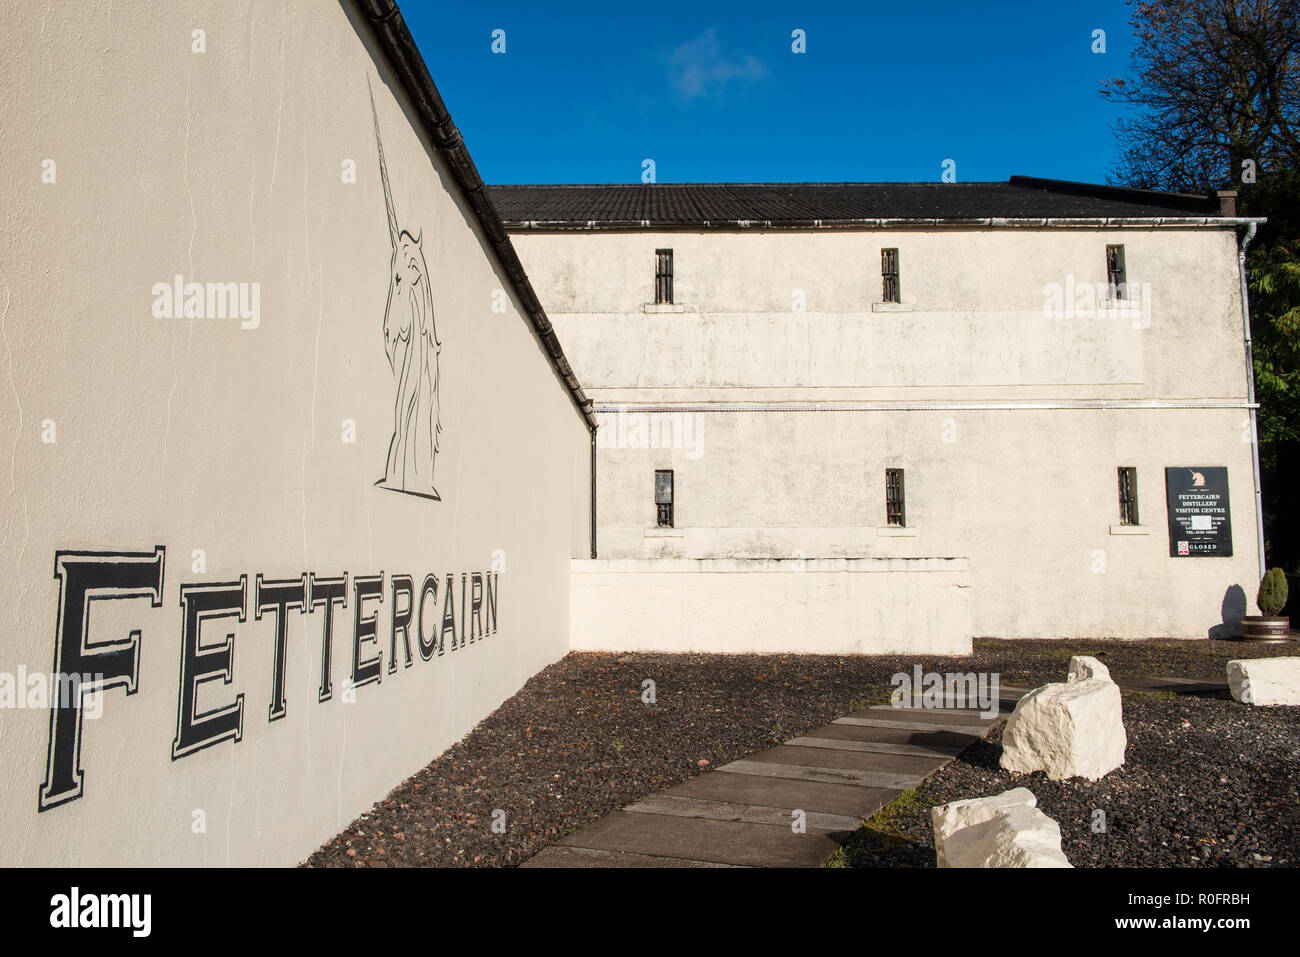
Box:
(38, 548, 499, 812)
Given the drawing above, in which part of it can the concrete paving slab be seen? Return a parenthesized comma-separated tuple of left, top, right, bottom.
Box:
(743, 743, 948, 776)
(804, 722, 980, 749)
(521, 845, 739, 868)
(715, 758, 919, 790)
(873, 698, 1018, 715)
(786, 735, 967, 758)
(623, 793, 863, 832)
(848, 707, 995, 727)
(668, 770, 901, 818)
(558, 810, 844, 868)
(834, 715, 997, 736)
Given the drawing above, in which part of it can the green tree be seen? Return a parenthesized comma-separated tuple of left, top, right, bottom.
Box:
(1240, 169, 1300, 568)
(1104, 1, 1300, 569)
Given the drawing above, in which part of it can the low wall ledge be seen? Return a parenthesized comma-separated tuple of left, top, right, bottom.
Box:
(572, 557, 971, 573)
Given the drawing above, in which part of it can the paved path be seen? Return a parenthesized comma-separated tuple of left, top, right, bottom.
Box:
(521, 674, 1232, 867)
(523, 686, 1029, 869)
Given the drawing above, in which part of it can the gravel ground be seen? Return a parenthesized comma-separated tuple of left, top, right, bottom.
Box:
(303, 638, 1298, 867)
(833, 693, 1300, 868)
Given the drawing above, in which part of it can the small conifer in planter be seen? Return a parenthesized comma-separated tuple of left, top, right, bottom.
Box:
(1241, 568, 1291, 641)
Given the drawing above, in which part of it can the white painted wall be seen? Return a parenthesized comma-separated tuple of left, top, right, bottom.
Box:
(513, 227, 1262, 640)
(590, 408, 1258, 639)
(512, 228, 1247, 401)
(571, 559, 972, 655)
(0, 1, 591, 865)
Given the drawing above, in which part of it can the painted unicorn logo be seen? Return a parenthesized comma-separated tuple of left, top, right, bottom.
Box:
(370, 80, 442, 500)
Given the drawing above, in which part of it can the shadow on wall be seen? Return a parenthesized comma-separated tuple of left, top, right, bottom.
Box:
(1208, 584, 1247, 639)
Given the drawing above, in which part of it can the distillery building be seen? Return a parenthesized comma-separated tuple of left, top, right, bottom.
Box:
(490, 179, 1265, 651)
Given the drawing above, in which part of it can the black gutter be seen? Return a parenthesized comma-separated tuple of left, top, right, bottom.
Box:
(356, 0, 597, 434)
(489, 217, 1253, 233)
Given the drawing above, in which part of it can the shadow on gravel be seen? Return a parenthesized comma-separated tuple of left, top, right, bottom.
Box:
(834, 827, 934, 867)
(946, 736, 1004, 773)
(1181, 689, 1236, 701)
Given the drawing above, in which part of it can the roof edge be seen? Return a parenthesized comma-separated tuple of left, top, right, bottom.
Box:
(497, 216, 1266, 233)
(487, 178, 1241, 227)
(1007, 175, 1221, 214)
(355, 0, 595, 432)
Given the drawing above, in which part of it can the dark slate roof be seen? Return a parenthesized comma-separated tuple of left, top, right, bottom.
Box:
(486, 177, 1231, 228)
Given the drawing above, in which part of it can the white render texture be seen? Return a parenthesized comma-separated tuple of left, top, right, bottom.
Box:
(1000, 670, 1128, 780)
(569, 558, 971, 654)
(932, 792, 1073, 869)
(1227, 657, 1300, 706)
(0, 1, 591, 865)
(587, 407, 1259, 640)
(511, 224, 1264, 640)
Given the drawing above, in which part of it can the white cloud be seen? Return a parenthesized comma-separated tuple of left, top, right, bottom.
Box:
(666, 28, 767, 100)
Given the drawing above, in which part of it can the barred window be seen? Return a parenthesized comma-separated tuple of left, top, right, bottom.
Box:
(1106, 244, 1127, 300)
(885, 468, 906, 527)
(881, 248, 900, 304)
(1118, 466, 1139, 526)
(655, 469, 674, 528)
(655, 249, 674, 304)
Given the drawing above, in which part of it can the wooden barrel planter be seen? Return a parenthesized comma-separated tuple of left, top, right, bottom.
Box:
(1240, 616, 1293, 642)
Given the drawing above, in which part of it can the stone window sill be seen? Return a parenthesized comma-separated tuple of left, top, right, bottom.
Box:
(877, 526, 918, 537)
(871, 302, 914, 313)
(641, 303, 694, 314)
(1109, 524, 1150, 535)
(643, 527, 684, 538)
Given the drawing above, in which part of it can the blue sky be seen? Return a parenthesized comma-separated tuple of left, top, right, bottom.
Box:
(398, 0, 1140, 185)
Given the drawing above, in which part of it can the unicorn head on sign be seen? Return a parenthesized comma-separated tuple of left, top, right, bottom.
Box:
(370, 78, 442, 500)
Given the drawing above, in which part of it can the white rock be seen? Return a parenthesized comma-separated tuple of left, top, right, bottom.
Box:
(931, 787, 1037, 849)
(1227, 657, 1300, 706)
(1067, 655, 1111, 684)
(934, 802, 1072, 868)
(1000, 678, 1127, 780)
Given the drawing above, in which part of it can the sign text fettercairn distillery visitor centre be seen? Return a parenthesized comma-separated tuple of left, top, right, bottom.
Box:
(38, 547, 499, 812)
(1164, 467, 1233, 557)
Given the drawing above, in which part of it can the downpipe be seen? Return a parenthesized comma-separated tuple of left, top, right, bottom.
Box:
(1238, 221, 1266, 577)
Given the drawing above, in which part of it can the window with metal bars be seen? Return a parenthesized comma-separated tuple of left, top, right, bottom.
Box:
(1106, 244, 1127, 300)
(885, 468, 905, 527)
(1117, 466, 1139, 525)
(881, 248, 900, 304)
(654, 249, 674, 304)
(655, 469, 674, 528)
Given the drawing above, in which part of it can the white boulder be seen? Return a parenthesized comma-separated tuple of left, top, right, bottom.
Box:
(1227, 657, 1300, 706)
(1000, 669, 1127, 780)
(931, 790, 1072, 868)
(1067, 655, 1111, 684)
(931, 787, 1037, 847)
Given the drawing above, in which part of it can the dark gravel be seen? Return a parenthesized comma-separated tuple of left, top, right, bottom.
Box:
(303, 638, 1299, 867)
(835, 692, 1300, 868)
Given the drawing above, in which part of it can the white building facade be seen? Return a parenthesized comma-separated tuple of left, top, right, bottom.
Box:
(493, 181, 1265, 648)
